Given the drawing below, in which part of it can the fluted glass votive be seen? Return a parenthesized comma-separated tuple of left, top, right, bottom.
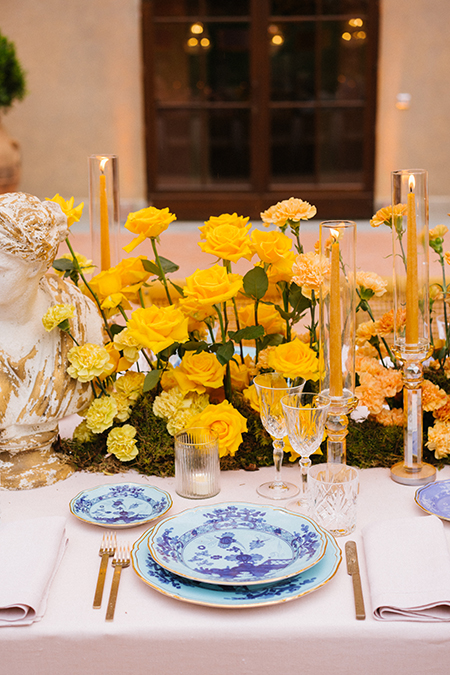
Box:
(175, 428, 220, 499)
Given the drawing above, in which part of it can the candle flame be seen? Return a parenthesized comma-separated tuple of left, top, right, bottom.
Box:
(408, 174, 415, 192)
(330, 228, 340, 242)
(99, 157, 109, 173)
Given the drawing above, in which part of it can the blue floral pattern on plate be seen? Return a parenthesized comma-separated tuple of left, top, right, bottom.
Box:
(132, 526, 341, 608)
(147, 502, 327, 585)
(69, 483, 172, 528)
(415, 480, 450, 521)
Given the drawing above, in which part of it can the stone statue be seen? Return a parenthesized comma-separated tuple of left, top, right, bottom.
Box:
(0, 192, 103, 488)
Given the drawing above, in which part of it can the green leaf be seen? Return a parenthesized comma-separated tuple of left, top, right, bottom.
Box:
(169, 280, 184, 296)
(143, 369, 162, 393)
(141, 259, 161, 276)
(259, 333, 284, 350)
(178, 340, 209, 356)
(215, 340, 235, 365)
(228, 325, 265, 341)
(158, 342, 180, 361)
(159, 256, 180, 274)
(57, 319, 70, 332)
(52, 258, 75, 272)
(110, 323, 126, 337)
(274, 304, 292, 321)
(289, 283, 311, 314)
(243, 267, 268, 300)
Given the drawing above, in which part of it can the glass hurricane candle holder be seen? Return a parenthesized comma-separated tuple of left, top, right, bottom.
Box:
(319, 220, 357, 464)
(391, 168, 435, 486)
(89, 154, 120, 272)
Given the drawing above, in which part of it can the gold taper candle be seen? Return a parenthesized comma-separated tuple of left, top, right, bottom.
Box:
(99, 157, 111, 271)
(329, 233, 343, 396)
(405, 176, 419, 344)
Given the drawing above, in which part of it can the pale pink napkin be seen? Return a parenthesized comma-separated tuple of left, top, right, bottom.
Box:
(362, 515, 450, 621)
(0, 516, 68, 626)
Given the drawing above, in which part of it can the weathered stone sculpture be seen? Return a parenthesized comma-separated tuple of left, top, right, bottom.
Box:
(0, 192, 103, 488)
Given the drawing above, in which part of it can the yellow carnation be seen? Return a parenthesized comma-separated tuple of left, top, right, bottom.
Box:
(107, 424, 139, 461)
(187, 400, 247, 457)
(67, 343, 111, 382)
(172, 351, 225, 393)
(123, 206, 176, 253)
(427, 420, 450, 459)
(42, 303, 75, 332)
(72, 419, 95, 443)
(429, 224, 448, 241)
(84, 395, 118, 433)
(356, 271, 388, 297)
(127, 304, 189, 355)
(268, 339, 319, 381)
(292, 251, 330, 298)
(421, 380, 448, 412)
(198, 223, 253, 263)
(260, 198, 316, 227)
(115, 371, 146, 402)
(184, 265, 243, 306)
(370, 203, 407, 228)
(374, 408, 404, 427)
(113, 327, 144, 363)
(54, 252, 95, 277)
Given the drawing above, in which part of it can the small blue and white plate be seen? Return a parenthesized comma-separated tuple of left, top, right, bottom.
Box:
(415, 479, 450, 521)
(69, 483, 172, 528)
(132, 526, 340, 608)
(147, 502, 327, 586)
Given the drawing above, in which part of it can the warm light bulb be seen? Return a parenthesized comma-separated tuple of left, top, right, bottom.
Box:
(200, 37, 210, 47)
(190, 22, 204, 35)
(349, 18, 363, 27)
(187, 37, 199, 47)
(342, 32, 352, 41)
(271, 34, 284, 46)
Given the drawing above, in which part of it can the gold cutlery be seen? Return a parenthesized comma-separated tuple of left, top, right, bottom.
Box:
(105, 544, 130, 622)
(345, 541, 366, 620)
(93, 531, 117, 609)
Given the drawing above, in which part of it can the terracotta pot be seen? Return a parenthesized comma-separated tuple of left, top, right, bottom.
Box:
(0, 116, 21, 193)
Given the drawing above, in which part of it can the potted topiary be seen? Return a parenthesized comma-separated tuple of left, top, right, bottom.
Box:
(0, 30, 26, 193)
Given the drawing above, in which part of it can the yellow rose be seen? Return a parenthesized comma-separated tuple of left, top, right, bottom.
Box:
(238, 302, 285, 336)
(123, 206, 176, 253)
(199, 213, 250, 239)
(84, 395, 118, 433)
(198, 223, 253, 263)
(127, 304, 189, 354)
(243, 383, 260, 412)
(101, 342, 121, 378)
(229, 358, 251, 391)
(250, 229, 293, 264)
(67, 343, 112, 382)
(46, 194, 84, 227)
(187, 400, 247, 457)
(266, 253, 297, 283)
(114, 255, 152, 287)
(184, 265, 243, 306)
(268, 339, 319, 381)
(88, 268, 124, 302)
(107, 424, 139, 461)
(42, 303, 75, 331)
(173, 351, 225, 393)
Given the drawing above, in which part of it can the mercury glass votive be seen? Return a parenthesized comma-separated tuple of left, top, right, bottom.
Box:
(319, 220, 357, 464)
(391, 168, 436, 486)
(88, 154, 120, 272)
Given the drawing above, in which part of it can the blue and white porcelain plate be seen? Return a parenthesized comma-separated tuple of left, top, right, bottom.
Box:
(147, 502, 327, 586)
(415, 480, 450, 521)
(132, 525, 340, 608)
(69, 483, 172, 528)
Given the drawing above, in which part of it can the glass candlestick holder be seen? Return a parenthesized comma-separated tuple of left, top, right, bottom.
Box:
(319, 220, 357, 463)
(391, 168, 435, 485)
(89, 154, 120, 272)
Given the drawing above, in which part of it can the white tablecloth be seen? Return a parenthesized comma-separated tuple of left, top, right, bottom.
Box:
(1, 464, 450, 675)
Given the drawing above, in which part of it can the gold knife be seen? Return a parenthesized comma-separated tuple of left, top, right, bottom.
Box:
(345, 541, 366, 620)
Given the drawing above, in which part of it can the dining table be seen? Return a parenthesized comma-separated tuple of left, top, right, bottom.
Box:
(1, 462, 450, 675)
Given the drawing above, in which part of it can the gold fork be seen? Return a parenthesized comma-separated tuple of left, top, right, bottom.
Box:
(93, 531, 117, 609)
(105, 544, 130, 622)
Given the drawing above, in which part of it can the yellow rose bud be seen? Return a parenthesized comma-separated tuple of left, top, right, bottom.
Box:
(46, 194, 84, 227)
(88, 268, 124, 302)
(268, 338, 319, 382)
(127, 304, 189, 354)
(250, 229, 293, 264)
(42, 303, 75, 331)
(123, 206, 176, 253)
(107, 424, 139, 461)
(184, 264, 243, 306)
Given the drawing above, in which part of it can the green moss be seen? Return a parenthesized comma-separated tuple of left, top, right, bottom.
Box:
(57, 386, 450, 477)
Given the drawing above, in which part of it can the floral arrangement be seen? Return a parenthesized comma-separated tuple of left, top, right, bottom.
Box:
(44, 192, 450, 475)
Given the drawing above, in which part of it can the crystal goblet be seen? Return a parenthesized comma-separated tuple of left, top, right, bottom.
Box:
(253, 373, 305, 500)
(281, 391, 331, 509)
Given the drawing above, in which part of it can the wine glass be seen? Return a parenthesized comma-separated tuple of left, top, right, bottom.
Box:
(253, 373, 305, 500)
(281, 391, 331, 509)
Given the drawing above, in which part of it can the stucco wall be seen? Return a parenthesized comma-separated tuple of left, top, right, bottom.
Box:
(1, 0, 450, 213)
